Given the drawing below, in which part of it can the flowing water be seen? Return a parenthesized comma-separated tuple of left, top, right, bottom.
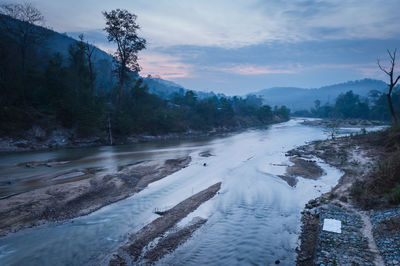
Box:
(0, 119, 371, 265)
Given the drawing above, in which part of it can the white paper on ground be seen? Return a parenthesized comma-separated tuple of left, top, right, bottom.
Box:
(322, 218, 342, 233)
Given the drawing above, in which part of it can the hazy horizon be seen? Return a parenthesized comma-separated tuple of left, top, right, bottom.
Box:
(7, 0, 400, 95)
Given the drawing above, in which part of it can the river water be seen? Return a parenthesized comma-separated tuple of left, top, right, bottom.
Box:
(0, 119, 365, 265)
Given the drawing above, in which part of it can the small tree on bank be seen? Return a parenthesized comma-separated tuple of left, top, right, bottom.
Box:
(102, 9, 146, 106)
(378, 49, 400, 124)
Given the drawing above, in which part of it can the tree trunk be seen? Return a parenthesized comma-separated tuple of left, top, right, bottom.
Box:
(88, 58, 95, 97)
(108, 115, 113, 145)
(21, 43, 27, 107)
(117, 66, 125, 107)
(387, 93, 398, 124)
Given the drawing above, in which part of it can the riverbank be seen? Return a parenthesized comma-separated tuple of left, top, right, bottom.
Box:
(0, 156, 191, 236)
(291, 126, 400, 265)
(0, 125, 232, 153)
(0, 118, 288, 153)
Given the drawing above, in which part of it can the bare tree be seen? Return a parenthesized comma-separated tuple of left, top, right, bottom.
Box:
(102, 9, 146, 105)
(378, 49, 400, 124)
(0, 2, 46, 72)
(78, 34, 96, 96)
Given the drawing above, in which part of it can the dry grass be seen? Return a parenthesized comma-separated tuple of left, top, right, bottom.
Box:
(350, 125, 400, 209)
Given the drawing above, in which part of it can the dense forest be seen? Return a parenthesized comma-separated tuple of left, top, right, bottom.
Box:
(0, 9, 289, 142)
(293, 89, 400, 121)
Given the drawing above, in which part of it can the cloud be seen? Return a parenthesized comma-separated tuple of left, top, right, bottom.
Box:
(135, 0, 400, 48)
(214, 64, 299, 75)
(21, 0, 400, 49)
(138, 52, 193, 79)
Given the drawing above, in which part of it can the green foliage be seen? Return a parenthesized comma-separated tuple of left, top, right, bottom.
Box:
(388, 185, 400, 204)
(334, 91, 370, 119)
(296, 89, 400, 121)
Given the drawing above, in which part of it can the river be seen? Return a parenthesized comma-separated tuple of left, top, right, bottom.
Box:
(0, 119, 362, 265)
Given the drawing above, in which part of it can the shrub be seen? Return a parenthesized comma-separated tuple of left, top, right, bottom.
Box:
(388, 185, 400, 204)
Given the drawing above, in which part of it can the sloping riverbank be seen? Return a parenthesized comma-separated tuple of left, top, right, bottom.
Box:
(0, 126, 231, 153)
(291, 128, 400, 265)
(0, 117, 289, 153)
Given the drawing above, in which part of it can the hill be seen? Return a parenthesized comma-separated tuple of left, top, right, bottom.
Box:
(254, 79, 387, 111)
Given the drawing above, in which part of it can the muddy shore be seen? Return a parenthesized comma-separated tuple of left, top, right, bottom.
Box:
(279, 157, 324, 187)
(0, 156, 191, 236)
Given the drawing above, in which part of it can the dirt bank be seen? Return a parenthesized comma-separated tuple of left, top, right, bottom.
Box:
(291, 129, 396, 265)
(0, 123, 242, 153)
(0, 156, 191, 236)
(108, 182, 221, 265)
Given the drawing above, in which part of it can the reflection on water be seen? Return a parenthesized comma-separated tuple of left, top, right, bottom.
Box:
(0, 119, 376, 265)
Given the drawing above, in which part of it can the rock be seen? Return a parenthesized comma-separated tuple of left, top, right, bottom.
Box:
(339, 196, 348, 203)
(14, 140, 29, 148)
(199, 151, 213, 157)
(32, 126, 46, 139)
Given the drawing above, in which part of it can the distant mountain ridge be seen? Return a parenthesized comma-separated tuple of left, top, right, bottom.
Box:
(253, 79, 387, 111)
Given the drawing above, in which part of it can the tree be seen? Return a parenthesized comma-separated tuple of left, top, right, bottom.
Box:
(0, 2, 49, 106)
(0, 2, 46, 72)
(78, 34, 96, 96)
(102, 9, 146, 105)
(80, 35, 96, 96)
(378, 49, 400, 123)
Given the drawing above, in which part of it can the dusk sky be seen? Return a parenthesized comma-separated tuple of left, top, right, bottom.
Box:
(7, 0, 400, 95)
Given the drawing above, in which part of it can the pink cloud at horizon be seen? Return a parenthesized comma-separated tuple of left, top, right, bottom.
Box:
(216, 65, 300, 75)
(138, 52, 193, 79)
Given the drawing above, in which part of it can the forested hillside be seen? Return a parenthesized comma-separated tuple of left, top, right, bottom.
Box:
(0, 12, 289, 144)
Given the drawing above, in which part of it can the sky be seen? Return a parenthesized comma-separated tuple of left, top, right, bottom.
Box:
(5, 0, 400, 95)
